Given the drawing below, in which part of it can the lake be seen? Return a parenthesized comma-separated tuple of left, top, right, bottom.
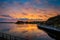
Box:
(0, 23, 54, 40)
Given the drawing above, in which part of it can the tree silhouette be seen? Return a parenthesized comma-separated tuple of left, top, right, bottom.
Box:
(45, 15, 60, 25)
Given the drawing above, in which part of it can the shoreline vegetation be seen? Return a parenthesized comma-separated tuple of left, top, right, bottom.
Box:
(0, 22, 14, 23)
(15, 21, 44, 24)
(45, 15, 60, 28)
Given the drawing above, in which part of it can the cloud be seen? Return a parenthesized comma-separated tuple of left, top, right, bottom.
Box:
(0, 0, 60, 22)
(0, 18, 17, 22)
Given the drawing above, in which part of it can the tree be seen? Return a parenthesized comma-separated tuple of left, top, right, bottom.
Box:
(45, 15, 60, 25)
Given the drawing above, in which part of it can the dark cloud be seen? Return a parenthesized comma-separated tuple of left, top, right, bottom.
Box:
(0, 15, 11, 17)
(0, 15, 13, 18)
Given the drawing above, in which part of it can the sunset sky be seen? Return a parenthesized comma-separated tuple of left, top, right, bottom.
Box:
(0, 0, 60, 22)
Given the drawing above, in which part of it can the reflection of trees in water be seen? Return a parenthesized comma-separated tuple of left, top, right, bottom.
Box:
(43, 29, 60, 40)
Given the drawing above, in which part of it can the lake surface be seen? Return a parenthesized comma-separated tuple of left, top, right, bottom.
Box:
(0, 23, 54, 40)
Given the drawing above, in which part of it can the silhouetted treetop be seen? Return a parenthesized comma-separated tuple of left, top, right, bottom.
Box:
(45, 15, 60, 25)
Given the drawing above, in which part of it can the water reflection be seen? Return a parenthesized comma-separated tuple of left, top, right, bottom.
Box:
(0, 23, 54, 40)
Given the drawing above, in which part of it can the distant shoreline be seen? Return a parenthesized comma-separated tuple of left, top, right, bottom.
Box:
(0, 22, 15, 23)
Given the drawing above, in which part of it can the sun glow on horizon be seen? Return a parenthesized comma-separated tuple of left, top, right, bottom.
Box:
(1, 6, 59, 21)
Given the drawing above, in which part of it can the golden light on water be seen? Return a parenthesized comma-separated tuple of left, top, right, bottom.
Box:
(0, 23, 54, 40)
(8, 24, 46, 36)
(9, 24, 40, 33)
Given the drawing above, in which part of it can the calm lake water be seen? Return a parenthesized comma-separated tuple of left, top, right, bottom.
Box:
(0, 23, 54, 40)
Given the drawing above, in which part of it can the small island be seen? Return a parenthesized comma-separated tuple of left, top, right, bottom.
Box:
(15, 20, 44, 24)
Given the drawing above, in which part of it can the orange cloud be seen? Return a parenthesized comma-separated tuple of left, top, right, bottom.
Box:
(0, 1, 60, 21)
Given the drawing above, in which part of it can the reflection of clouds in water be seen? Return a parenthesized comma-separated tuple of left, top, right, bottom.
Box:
(0, 23, 54, 40)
